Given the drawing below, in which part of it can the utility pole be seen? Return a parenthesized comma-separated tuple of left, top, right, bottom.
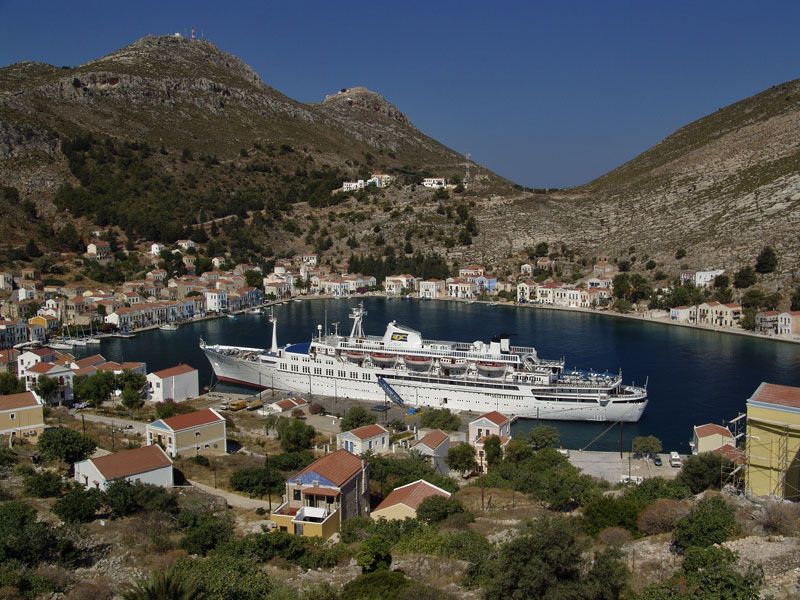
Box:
(111, 421, 115, 451)
(619, 420, 624, 459)
(81, 414, 85, 435)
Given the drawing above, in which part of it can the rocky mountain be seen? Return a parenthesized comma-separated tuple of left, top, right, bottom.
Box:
(478, 80, 800, 279)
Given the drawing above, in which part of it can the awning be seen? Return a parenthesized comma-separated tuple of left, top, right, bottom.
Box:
(302, 487, 339, 498)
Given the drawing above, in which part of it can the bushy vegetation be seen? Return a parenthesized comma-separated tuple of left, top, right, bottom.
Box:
(368, 455, 458, 501)
(348, 252, 452, 283)
(340, 406, 377, 432)
(672, 495, 736, 551)
(676, 452, 734, 494)
(418, 407, 461, 431)
(38, 428, 97, 465)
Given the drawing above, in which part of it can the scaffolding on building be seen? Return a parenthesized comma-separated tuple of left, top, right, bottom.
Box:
(744, 413, 800, 500)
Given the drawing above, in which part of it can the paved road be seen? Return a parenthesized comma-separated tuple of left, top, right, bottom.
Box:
(77, 412, 147, 435)
(568, 450, 682, 484)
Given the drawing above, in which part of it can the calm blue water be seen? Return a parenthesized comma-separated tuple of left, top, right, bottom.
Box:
(74, 298, 800, 452)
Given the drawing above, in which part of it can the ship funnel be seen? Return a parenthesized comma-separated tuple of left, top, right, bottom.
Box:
(270, 309, 278, 354)
(489, 335, 502, 356)
(500, 335, 510, 352)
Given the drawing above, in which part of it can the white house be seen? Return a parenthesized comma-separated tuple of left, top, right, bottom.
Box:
(447, 278, 477, 299)
(74, 444, 173, 491)
(422, 177, 446, 189)
(419, 279, 445, 299)
(411, 429, 450, 474)
(520, 263, 533, 276)
(468, 411, 512, 473)
(0, 272, 13, 291)
(150, 243, 165, 256)
(267, 397, 308, 413)
(205, 290, 228, 313)
(176, 239, 196, 251)
(336, 423, 391, 455)
(146, 364, 199, 403)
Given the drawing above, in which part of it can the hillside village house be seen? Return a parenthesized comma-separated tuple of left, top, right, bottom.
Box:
(745, 382, 800, 500)
(520, 263, 533, 276)
(592, 259, 616, 277)
(146, 364, 199, 403)
(146, 408, 227, 457)
(150, 243, 164, 256)
(0, 319, 28, 348)
(692, 423, 735, 455)
(0, 349, 19, 375)
(422, 177, 446, 189)
(469, 411, 512, 473)
(0, 391, 45, 441)
(74, 444, 173, 491)
(271, 449, 369, 539)
(0, 272, 13, 290)
(336, 423, 391, 455)
(176, 239, 195, 251)
(419, 279, 445, 299)
(24, 362, 74, 404)
(371, 479, 451, 521)
(777, 311, 800, 338)
(267, 397, 308, 414)
(680, 269, 724, 288)
(411, 429, 450, 474)
(459, 266, 485, 279)
(85, 241, 113, 264)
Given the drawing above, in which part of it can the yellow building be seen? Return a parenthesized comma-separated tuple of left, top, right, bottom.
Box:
(371, 479, 451, 521)
(0, 391, 45, 441)
(745, 382, 800, 500)
(146, 408, 227, 458)
(692, 423, 734, 455)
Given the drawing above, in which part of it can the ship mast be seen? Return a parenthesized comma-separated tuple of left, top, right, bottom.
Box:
(349, 302, 366, 339)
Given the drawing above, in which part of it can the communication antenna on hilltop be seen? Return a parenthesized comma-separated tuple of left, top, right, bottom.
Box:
(464, 152, 472, 187)
(191, 25, 196, 40)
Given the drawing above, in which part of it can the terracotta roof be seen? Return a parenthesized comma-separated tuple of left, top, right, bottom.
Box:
(89, 444, 172, 480)
(273, 397, 306, 411)
(0, 391, 40, 411)
(27, 362, 59, 375)
(476, 435, 511, 446)
(74, 354, 106, 369)
(95, 362, 123, 372)
(301, 487, 339, 497)
(759, 310, 780, 317)
(714, 444, 746, 465)
(475, 411, 510, 426)
(151, 364, 196, 379)
(345, 423, 389, 440)
(374, 479, 450, 513)
(414, 429, 449, 450)
(293, 449, 363, 487)
(749, 382, 800, 410)
(694, 423, 733, 438)
(157, 408, 224, 431)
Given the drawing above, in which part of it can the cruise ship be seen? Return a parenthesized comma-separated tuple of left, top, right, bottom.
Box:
(200, 304, 648, 422)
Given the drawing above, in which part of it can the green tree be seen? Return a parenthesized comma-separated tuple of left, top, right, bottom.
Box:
(645, 259, 656, 270)
(356, 535, 392, 573)
(791, 286, 800, 311)
(22, 470, 63, 498)
(504, 439, 534, 463)
(416, 496, 465, 524)
(0, 373, 25, 395)
(673, 496, 736, 551)
(156, 399, 179, 419)
(0, 500, 74, 567)
(73, 371, 117, 407)
(713, 274, 730, 289)
(733, 266, 756, 289)
(677, 452, 734, 494)
(33, 375, 59, 405)
(120, 385, 144, 410)
(38, 428, 97, 465)
(178, 512, 234, 556)
(632, 435, 662, 458)
(340, 406, 377, 432)
(528, 425, 560, 450)
(675, 248, 686, 259)
(53, 486, 103, 523)
(418, 407, 461, 431)
(755, 246, 777, 274)
(534, 242, 549, 257)
(582, 496, 640, 536)
(740, 307, 757, 331)
(445, 443, 477, 476)
(170, 554, 273, 600)
(275, 418, 316, 452)
(229, 466, 283, 498)
(483, 435, 503, 467)
(244, 270, 263, 288)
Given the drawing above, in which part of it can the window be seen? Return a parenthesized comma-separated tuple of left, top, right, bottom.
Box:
(293, 489, 301, 501)
(195, 431, 200, 437)
(9, 413, 14, 421)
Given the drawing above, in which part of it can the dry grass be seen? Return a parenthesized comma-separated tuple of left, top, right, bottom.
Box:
(47, 408, 143, 452)
(173, 452, 264, 491)
(758, 502, 800, 536)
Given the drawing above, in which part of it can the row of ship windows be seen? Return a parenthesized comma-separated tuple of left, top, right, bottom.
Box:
(281, 364, 371, 381)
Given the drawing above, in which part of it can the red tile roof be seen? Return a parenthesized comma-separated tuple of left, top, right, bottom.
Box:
(27, 362, 59, 374)
(694, 423, 733, 438)
(301, 487, 339, 497)
(750, 382, 800, 410)
(74, 354, 106, 369)
(345, 423, 389, 440)
(714, 444, 746, 465)
(0, 391, 40, 411)
(90, 445, 172, 480)
(293, 449, 363, 487)
(374, 479, 450, 513)
(475, 411, 510, 426)
(414, 429, 449, 450)
(151, 364, 196, 379)
(158, 408, 224, 431)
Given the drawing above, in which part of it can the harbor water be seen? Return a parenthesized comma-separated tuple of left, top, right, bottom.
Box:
(73, 298, 800, 452)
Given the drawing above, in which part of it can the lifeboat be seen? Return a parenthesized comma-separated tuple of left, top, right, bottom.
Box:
(345, 351, 366, 364)
(404, 355, 433, 371)
(371, 352, 397, 367)
(476, 361, 507, 377)
(439, 357, 468, 373)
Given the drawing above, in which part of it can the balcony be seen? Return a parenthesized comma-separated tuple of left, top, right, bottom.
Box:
(271, 502, 340, 538)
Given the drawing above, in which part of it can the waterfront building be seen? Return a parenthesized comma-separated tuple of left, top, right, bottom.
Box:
(419, 279, 445, 299)
(756, 311, 780, 335)
(337, 423, 390, 455)
(74, 444, 173, 491)
(0, 391, 44, 441)
(692, 423, 735, 455)
(371, 479, 451, 521)
(447, 277, 477, 299)
(697, 302, 742, 328)
(745, 382, 800, 500)
(777, 311, 800, 338)
(146, 408, 227, 457)
(670, 306, 695, 322)
(271, 450, 370, 538)
(0, 319, 28, 348)
(146, 364, 199, 403)
(411, 429, 450, 474)
(516, 279, 536, 303)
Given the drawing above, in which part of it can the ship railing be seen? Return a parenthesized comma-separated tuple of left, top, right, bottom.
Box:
(334, 339, 523, 364)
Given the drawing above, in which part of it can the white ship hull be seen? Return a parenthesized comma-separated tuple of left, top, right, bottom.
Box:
(202, 344, 647, 422)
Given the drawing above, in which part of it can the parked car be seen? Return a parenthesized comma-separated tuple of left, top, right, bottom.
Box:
(669, 451, 682, 468)
(653, 456, 663, 466)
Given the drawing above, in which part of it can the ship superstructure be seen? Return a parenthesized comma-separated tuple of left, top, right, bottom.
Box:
(201, 304, 648, 422)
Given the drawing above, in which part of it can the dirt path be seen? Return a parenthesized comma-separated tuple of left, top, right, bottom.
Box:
(189, 479, 276, 511)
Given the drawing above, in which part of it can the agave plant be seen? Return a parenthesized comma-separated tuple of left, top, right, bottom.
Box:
(121, 567, 203, 600)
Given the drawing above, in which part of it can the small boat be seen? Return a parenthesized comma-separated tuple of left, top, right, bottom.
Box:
(404, 355, 433, 371)
(440, 356, 468, 373)
(476, 361, 507, 377)
(370, 352, 396, 367)
(293, 299, 302, 303)
(346, 351, 366, 364)
(47, 341, 73, 350)
(159, 324, 179, 331)
(85, 337, 101, 344)
(69, 339, 87, 347)
(249, 308, 262, 314)
(226, 314, 237, 320)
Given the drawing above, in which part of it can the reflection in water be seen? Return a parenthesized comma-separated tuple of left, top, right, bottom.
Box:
(75, 298, 800, 452)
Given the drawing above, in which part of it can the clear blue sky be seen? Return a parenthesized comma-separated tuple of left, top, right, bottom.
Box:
(2, 1, 799, 187)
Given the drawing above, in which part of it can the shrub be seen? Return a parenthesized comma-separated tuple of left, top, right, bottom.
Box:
(676, 453, 734, 494)
(356, 535, 392, 573)
(229, 466, 283, 498)
(673, 496, 736, 551)
(582, 496, 640, 536)
(528, 425, 560, 450)
(269, 450, 314, 472)
(340, 406, 376, 432)
(597, 526, 632, 547)
(192, 455, 210, 467)
(53, 486, 103, 523)
(418, 408, 461, 431)
(341, 570, 410, 600)
(636, 499, 691, 535)
(308, 403, 325, 415)
(169, 554, 273, 599)
(416, 496, 465, 524)
(340, 516, 376, 544)
(38, 428, 97, 464)
(758, 501, 800, 536)
(178, 512, 233, 556)
(105, 480, 178, 517)
(23, 471, 63, 498)
(275, 418, 316, 452)
(623, 477, 691, 505)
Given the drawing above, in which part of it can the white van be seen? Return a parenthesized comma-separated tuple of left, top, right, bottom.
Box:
(669, 451, 682, 468)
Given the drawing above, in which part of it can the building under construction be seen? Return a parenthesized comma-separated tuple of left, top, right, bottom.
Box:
(745, 382, 800, 500)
